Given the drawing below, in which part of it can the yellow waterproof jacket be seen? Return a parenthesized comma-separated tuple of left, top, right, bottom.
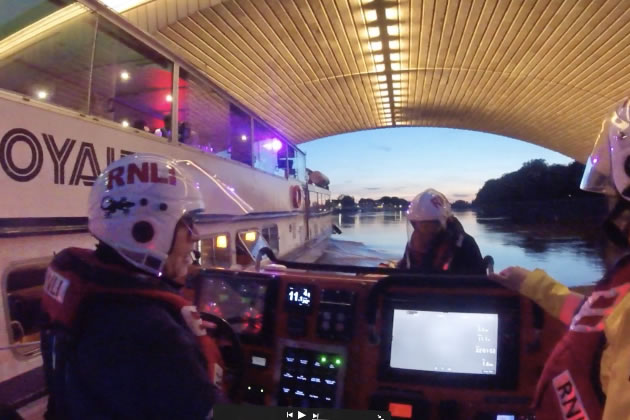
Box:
(521, 269, 630, 420)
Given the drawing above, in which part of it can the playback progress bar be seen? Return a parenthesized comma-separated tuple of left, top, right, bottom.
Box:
(213, 404, 391, 420)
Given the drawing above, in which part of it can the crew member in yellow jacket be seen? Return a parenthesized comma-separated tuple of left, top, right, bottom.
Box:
(491, 98, 630, 420)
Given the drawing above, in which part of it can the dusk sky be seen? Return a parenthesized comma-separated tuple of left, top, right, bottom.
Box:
(300, 127, 574, 203)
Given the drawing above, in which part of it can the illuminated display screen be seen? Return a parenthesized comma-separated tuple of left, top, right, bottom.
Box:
(286, 284, 313, 308)
(197, 277, 268, 336)
(390, 310, 498, 375)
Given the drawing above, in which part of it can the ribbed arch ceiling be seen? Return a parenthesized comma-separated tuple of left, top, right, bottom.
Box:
(122, 0, 630, 161)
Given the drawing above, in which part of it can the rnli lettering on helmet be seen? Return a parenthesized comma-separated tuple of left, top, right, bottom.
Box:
(106, 162, 176, 189)
(552, 370, 590, 420)
(0, 127, 133, 185)
(43, 269, 70, 304)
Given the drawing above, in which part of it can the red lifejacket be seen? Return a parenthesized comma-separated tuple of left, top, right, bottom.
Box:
(534, 256, 630, 420)
(42, 247, 225, 389)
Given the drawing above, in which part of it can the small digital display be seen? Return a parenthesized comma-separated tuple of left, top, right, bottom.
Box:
(390, 310, 498, 375)
(286, 284, 313, 308)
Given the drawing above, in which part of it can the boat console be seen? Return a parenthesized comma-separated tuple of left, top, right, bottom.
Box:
(192, 263, 565, 420)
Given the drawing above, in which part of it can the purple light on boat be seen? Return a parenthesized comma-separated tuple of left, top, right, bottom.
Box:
(262, 138, 283, 152)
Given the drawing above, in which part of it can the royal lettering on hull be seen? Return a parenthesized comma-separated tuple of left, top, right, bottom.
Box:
(0, 97, 170, 218)
(1, 127, 132, 186)
(0, 95, 297, 218)
(552, 370, 590, 420)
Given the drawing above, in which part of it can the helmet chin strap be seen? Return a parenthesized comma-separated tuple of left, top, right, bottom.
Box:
(603, 198, 630, 248)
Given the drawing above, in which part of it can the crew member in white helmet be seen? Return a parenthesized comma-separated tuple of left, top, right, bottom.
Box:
(490, 98, 630, 420)
(398, 188, 486, 274)
(40, 153, 222, 419)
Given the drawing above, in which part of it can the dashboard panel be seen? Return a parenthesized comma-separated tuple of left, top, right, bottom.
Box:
(192, 268, 562, 420)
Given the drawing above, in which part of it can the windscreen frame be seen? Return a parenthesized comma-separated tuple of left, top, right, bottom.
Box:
(379, 293, 520, 390)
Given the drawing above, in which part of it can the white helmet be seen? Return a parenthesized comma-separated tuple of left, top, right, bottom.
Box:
(581, 98, 630, 200)
(88, 153, 204, 276)
(407, 189, 452, 228)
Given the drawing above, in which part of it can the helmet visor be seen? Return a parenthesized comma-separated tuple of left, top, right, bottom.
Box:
(580, 119, 616, 195)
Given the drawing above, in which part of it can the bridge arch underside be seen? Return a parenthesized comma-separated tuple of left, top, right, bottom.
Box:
(122, 0, 630, 162)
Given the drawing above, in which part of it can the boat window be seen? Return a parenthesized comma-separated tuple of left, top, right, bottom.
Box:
(236, 229, 270, 266)
(177, 69, 231, 155)
(323, 194, 332, 212)
(198, 233, 231, 268)
(309, 191, 321, 213)
(287, 144, 307, 182)
(4, 262, 48, 358)
(229, 104, 253, 166)
(0, 0, 75, 41)
(0, 5, 96, 112)
(261, 224, 279, 253)
(253, 121, 287, 177)
(89, 17, 173, 137)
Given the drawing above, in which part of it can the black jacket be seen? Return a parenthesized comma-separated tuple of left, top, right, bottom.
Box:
(398, 217, 486, 275)
(42, 247, 217, 420)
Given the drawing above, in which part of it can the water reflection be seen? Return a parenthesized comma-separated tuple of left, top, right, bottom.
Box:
(327, 210, 605, 287)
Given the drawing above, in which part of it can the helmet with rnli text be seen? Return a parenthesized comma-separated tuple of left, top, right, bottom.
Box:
(581, 98, 630, 200)
(407, 188, 452, 228)
(88, 153, 204, 276)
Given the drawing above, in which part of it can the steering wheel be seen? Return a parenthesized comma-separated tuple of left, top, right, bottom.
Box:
(199, 312, 245, 400)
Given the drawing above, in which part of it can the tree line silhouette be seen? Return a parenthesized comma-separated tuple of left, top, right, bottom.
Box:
(333, 159, 607, 221)
(472, 159, 607, 222)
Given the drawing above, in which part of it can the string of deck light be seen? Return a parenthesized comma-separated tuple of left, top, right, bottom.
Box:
(361, 0, 402, 127)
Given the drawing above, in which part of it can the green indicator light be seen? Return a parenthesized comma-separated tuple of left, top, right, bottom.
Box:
(335, 358, 342, 366)
(321, 356, 327, 363)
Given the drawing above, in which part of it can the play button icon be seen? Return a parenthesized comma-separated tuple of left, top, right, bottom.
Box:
(297, 411, 306, 419)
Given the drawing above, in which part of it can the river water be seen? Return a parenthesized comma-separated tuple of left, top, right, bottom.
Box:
(322, 210, 605, 287)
